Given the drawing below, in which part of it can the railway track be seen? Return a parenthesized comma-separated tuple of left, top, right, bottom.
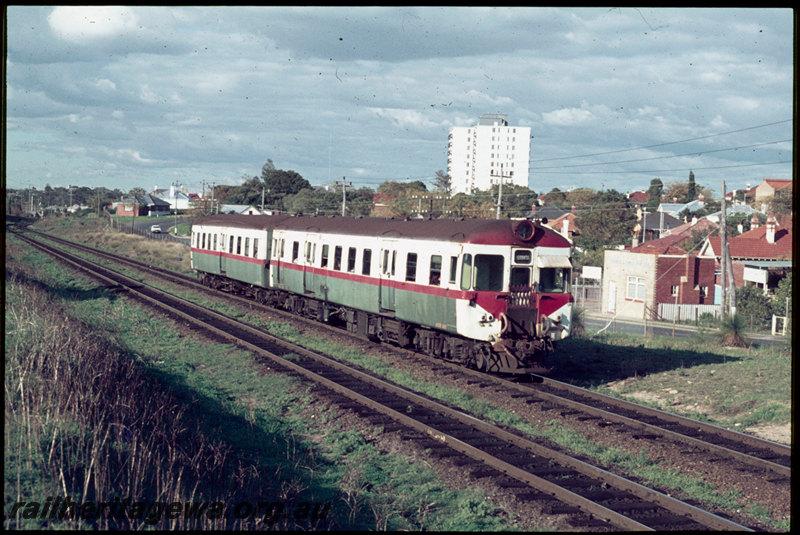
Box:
(11, 230, 761, 531)
(20, 229, 792, 472)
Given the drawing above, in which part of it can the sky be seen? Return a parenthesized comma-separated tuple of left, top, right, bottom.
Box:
(5, 6, 794, 199)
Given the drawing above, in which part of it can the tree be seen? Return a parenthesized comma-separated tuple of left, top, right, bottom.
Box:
(771, 273, 792, 319)
(573, 200, 636, 251)
(433, 170, 451, 195)
(735, 285, 772, 331)
(687, 171, 696, 202)
(646, 178, 663, 211)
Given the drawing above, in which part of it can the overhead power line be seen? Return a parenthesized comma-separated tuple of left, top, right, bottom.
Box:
(531, 119, 792, 163)
(532, 139, 791, 170)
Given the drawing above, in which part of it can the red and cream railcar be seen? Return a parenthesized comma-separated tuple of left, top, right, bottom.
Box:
(191, 214, 573, 373)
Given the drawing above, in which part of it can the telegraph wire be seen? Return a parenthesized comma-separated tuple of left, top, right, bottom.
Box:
(532, 139, 791, 170)
(531, 119, 792, 163)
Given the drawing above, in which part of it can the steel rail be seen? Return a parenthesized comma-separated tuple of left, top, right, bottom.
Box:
(14, 232, 753, 532)
(17, 230, 790, 478)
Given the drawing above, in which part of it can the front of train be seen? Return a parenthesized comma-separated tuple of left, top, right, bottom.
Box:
(482, 219, 574, 373)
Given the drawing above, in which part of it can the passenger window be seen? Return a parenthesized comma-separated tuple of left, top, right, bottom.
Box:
(321, 245, 329, 267)
(213, 234, 218, 251)
(244, 237, 250, 257)
(347, 247, 357, 272)
(362, 249, 372, 276)
(253, 238, 258, 258)
(449, 256, 458, 284)
(334, 246, 342, 271)
(201, 233, 206, 249)
(391, 251, 396, 276)
(429, 255, 442, 286)
(474, 254, 503, 291)
(236, 236, 242, 255)
(230, 236, 235, 254)
(406, 253, 417, 282)
(382, 250, 390, 275)
(292, 241, 299, 262)
(460, 254, 472, 290)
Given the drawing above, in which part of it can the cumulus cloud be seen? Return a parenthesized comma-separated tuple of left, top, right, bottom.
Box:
(542, 107, 594, 126)
(48, 6, 140, 42)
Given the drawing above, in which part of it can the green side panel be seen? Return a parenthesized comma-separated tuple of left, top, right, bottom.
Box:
(395, 288, 458, 333)
(301, 273, 381, 314)
(224, 258, 268, 287)
(192, 252, 221, 275)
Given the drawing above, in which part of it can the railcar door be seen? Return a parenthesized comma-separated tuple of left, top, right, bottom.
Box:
(303, 236, 319, 295)
(379, 242, 398, 312)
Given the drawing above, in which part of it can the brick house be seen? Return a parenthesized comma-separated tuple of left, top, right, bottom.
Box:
(115, 194, 171, 217)
(699, 214, 792, 295)
(602, 232, 716, 320)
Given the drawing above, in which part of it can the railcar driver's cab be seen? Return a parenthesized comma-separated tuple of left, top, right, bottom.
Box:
(510, 248, 571, 294)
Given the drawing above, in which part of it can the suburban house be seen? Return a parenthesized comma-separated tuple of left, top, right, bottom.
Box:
(626, 190, 649, 205)
(633, 210, 682, 244)
(656, 195, 707, 218)
(602, 235, 716, 320)
(699, 214, 792, 295)
(218, 204, 272, 215)
(115, 194, 171, 217)
(754, 178, 792, 203)
(151, 185, 193, 211)
(545, 205, 581, 241)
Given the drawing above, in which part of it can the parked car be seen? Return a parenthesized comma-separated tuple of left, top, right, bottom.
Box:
(150, 225, 162, 233)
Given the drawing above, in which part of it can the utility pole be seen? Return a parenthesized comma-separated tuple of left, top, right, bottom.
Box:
(491, 164, 513, 220)
(720, 180, 728, 317)
(334, 177, 352, 216)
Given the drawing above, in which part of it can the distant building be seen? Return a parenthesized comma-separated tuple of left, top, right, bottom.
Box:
(448, 114, 531, 195)
(218, 204, 272, 215)
(699, 214, 792, 295)
(754, 178, 792, 203)
(152, 185, 193, 211)
(115, 194, 171, 217)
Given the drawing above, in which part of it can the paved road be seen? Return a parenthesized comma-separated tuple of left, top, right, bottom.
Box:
(583, 312, 788, 348)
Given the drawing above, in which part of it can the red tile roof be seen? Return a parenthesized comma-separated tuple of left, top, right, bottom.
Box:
(705, 215, 792, 260)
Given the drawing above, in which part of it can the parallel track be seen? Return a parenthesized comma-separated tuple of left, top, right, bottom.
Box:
(20, 229, 791, 479)
(11, 230, 759, 531)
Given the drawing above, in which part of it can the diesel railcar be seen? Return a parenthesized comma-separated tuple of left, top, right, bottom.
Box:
(190, 214, 573, 374)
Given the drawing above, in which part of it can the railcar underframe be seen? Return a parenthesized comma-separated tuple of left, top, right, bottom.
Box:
(199, 271, 552, 373)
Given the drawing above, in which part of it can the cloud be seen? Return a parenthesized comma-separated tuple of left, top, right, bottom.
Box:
(542, 107, 595, 127)
(48, 6, 140, 42)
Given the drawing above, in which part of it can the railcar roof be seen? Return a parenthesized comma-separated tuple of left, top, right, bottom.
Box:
(194, 214, 571, 247)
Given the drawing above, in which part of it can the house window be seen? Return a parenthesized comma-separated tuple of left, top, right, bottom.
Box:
(671, 285, 679, 297)
(626, 276, 646, 301)
(699, 286, 708, 298)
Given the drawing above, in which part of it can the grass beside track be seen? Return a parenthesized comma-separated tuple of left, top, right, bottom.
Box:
(5, 235, 517, 531)
(9, 217, 792, 530)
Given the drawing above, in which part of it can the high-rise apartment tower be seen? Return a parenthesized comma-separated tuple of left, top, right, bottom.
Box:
(447, 114, 531, 195)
